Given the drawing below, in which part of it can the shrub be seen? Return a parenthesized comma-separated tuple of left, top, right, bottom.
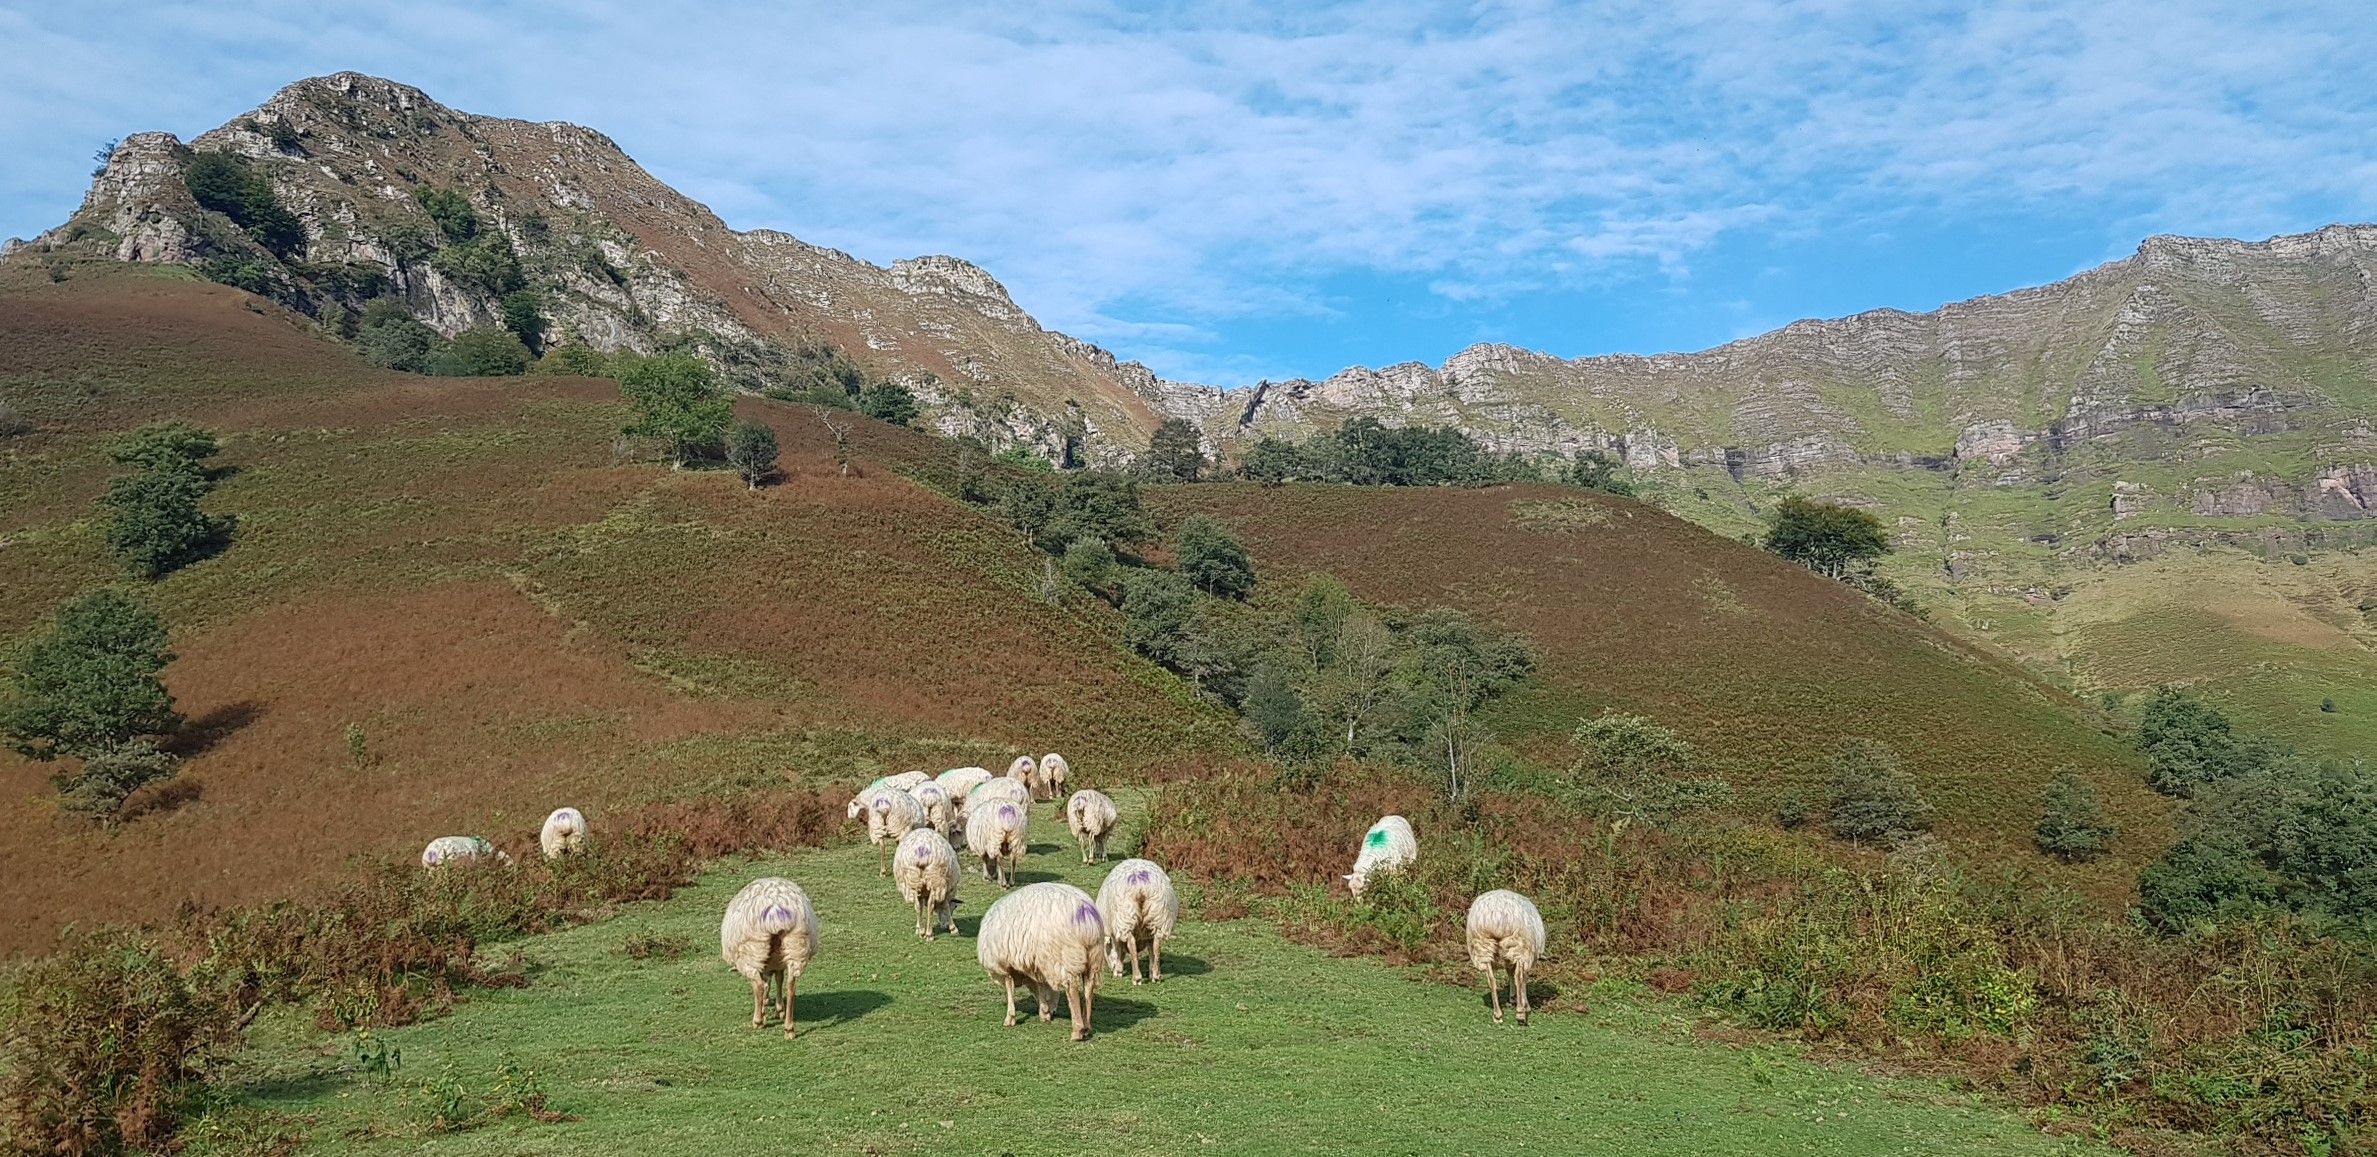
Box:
(182, 151, 304, 258)
(0, 400, 27, 438)
(0, 589, 181, 762)
(1000, 472, 1058, 545)
(499, 290, 547, 352)
(1762, 495, 1889, 577)
(353, 300, 447, 373)
(1567, 450, 1637, 497)
(1566, 710, 1734, 825)
(725, 420, 779, 489)
(2034, 768, 2116, 861)
(0, 928, 247, 1155)
(535, 343, 611, 377)
(617, 354, 730, 468)
(1049, 472, 1152, 550)
(1060, 536, 1117, 594)
(197, 255, 276, 295)
(428, 327, 533, 377)
(107, 422, 220, 472)
(858, 381, 918, 427)
(429, 235, 526, 296)
(1823, 738, 1932, 845)
(103, 463, 226, 579)
(1237, 435, 1308, 486)
(412, 186, 479, 244)
(1139, 417, 1207, 482)
(57, 738, 180, 821)
(1175, 514, 1254, 598)
(2138, 688, 2280, 796)
(1120, 569, 1198, 665)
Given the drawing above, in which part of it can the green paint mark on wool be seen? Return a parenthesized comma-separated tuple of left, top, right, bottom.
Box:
(1365, 828, 1389, 847)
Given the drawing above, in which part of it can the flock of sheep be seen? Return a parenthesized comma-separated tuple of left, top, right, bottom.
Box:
(418, 755, 1549, 1040)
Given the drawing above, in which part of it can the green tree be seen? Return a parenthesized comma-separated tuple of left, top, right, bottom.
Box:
(412, 185, 480, 243)
(1001, 472, 1060, 545)
(1175, 515, 1254, 598)
(1120, 569, 1198, 666)
(535, 343, 611, 377)
(102, 465, 225, 579)
(57, 738, 178, 819)
(1237, 435, 1307, 487)
(725, 420, 779, 489)
(859, 382, 919, 426)
(0, 589, 181, 761)
(1762, 495, 1890, 577)
(1049, 472, 1153, 550)
(1241, 662, 1311, 751)
(1140, 418, 1207, 482)
(618, 353, 731, 468)
(2138, 688, 2279, 796)
(2034, 768, 2117, 861)
(107, 422, 219, 471)
(1825, 738, 1933, 845)
(1568, 450, 1637, 497)
(354, 299, 446, 373)
(428, 327, 532, 376)
(183, 151, 305, 257)
(500, 290, 547, 352)
(1061, 536, 1117, 594)
(429, 235, 526, 295)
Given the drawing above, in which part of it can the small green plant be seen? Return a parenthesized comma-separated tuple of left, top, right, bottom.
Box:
(725, 420, 779, 489)
(2320, 697, 2338, 713)
(351, 1029, 402, 1081)
(58, 738, 180, 821)
(2034, 768, 2116, 861)
(344, 722, 370, 768)
(618, 932, 690, 960)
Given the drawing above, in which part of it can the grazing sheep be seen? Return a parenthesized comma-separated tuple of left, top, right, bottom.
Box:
(966, 798, 1030, 887)
(1096, 859, 1180, 985)
(538, 807, 588, 860)
(1039, 752, 1070, 800)
(1344, 814, 1418, 897)
(1465, 890, 1547, 1025)
(1065, 789, 1120, 864)
(876, 770, 932, 793)
(936, 766, 993, 802)
(865, 788, 929, 876)
(1006, 754, 1038, 794)
(893, 828, 962, 939)
(420, 836, 509, 868)
(961, 776, 1030, 823)
(720, 877, 818, 1038)
(910, 780, 959, 838)
(976, 881, 1104, 1040)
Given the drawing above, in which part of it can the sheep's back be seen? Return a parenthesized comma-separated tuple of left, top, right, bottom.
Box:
(1096, 859, 1179, 942)
(978, 882, 1104, 988)
(720, 877, 818, 979)
(1464, 890, 1546, 970)
(1067, 790, 1118, 837)
(893, 829, 959, 900)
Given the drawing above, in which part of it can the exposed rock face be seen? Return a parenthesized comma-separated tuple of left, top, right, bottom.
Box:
(5, 72, 1168, 465)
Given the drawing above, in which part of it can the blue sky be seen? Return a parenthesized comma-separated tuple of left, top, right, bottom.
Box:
(4, 2, 2374, 386)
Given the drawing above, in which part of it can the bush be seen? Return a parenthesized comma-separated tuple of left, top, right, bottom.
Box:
(1237, 435, 1308, 486)
(1175, 515, 1254, 598)
(2034, 768, 2116, 861)
(0, 400, 27, 438)
(182, 151, 304, 258)
(1139, 418, 1207, 482)
(1824, 738, 1932, 845)
(354, 299, 447, 373)
(1049, 472, 1152, 550)
(107, 422, 220, 471)
(1120, 569, 1198, 665)
(617, 354, 730, 468)
(197, 254, 277, 295)
(858, 382, 918, 427)
(499, 290, 547, 352)
(0, 588, 182, 762)
(429, 235, 526, 296)
(535, 343, 611, 377)
(2139, 688, 2280, 796)
(102, 463, 226, 579)
(1568, 450, 1637, 497)
(57, 738, 180, 821)
(413, 186, 480, 243)
(1, 928, 247, 1155)
(428, 327, 533, 377)
(725, 420, 778, 488)
(1060, 536, 1116, 593)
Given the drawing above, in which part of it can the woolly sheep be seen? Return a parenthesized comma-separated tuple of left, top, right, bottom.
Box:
(976, 881, 1104, 1040)
(420, 836, 509, 868)
(1096, 858, 1180, 985)
(875, 770, 932, 793)
(892, 828, 962, 939)
(1465, 890, 1547, 1025)
(538, 807, 587, 860)
(1006, 754, 1038, 793)
(966, 797, 1030, 888)
(937, 766, 993, 802)
(1039, 752, 1070, 800)
(864, 788, 929, 876)
(910, 780, 959, 838)
(1344, 814, 1418, 897)
(961, 775, 1030, 822)
(720, 876, 818, 1038)
(1065, 789, 1120, 864)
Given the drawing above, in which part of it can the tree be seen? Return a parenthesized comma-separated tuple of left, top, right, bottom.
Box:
(2138, 688, 2279, 796)
(1002, 472, 1060, 545)
(2035, 768, 2117, 861)
(1565, 710, 1733, 824)
(1824, 738, 1933, 845)
(1237, 435, 1307, 487)
(618, 353, 731, 468)
(500, 290, 547, 353)
(1175, 515, 1254, 598)
(725, 420, 779, 489)
(57, 738, 178, 820)
(1568, 451, 1637, 497)
(859, 382, 919, 427)
(183, 151, 304, 258)
(1048, 472, 1153, 550)
(1762, 495, 1890, 577)
(107, 422, 220, 471)
(102, 465, 224, 579)
(429, 327, 532, 376)
(536, 343, 611, 377)
(1061, 536, 1117, 594)
(0, 589, 181, 762)
(1241, 663, 1310, 751)
(818, 409, 856, 476)
(354, 300, 446, 373)
(1120, 569, 1198, 666)
(1140, 418, 1207, 482)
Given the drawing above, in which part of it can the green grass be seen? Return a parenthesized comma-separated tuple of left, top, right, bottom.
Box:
(200, 796, 2108, 1157)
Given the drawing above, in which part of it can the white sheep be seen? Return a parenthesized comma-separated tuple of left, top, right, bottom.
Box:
(1465, 890, 1547, 1025)
(720, 876, 819, 1038)
(1006, 754, 1038, 795)
(538, 807, 587, 860)
(910, 780, 959, 838)
(965, 797, 1030, 888)
(875, 770, 932, 793)
(1065, 789, 1120, 864)
(1039, 752, 1070, 800)
(1344, 814, 1418, 897)
(892, 828, 962, 939)
(936, 765, 993, 802)
(864, 788, 929, 876)
(1096, 858, 1180, 985)
(420, 836, 510, 868)
(976, 881, 1105, 1040)
(961, 776, 1030, 823)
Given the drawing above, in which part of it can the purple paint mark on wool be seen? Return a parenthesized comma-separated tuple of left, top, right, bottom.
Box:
(1126, 869, 1152, 886)
(873, 798, 891, 813)
(999, 805, 1019, 823)
(914, 844, 932, 861)
(423, 849, 441, 864)
(1073, 902, 1102, 927)
(762, 905, 795, 924)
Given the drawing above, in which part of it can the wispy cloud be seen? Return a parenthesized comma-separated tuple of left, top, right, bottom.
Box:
(2, 1, 2372, 380)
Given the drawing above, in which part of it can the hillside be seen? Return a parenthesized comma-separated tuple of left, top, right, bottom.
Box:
(0, 270, 2175, 954)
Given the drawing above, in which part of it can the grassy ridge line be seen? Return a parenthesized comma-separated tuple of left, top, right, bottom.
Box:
(210, 795, 2106, 1157)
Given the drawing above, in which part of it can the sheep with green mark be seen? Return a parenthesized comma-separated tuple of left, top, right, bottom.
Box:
(1344, 814, 1417, 897)
(936, 765, 993, 803)
(420, 835, 509, 868)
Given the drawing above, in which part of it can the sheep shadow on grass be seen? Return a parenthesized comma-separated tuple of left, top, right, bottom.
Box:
(1007, 867, 1066, 886)
(795, 988, 891, 1033)
(1471, 979, 1559, 1015)
(1137, 951, 1211, 979)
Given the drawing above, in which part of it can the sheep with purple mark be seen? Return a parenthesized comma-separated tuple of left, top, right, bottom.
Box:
(1096, 858, 1179, 985)
(910, 780, 959, 838)
(1343, 814, 1417, 897)
(966, 797, 1030, 887)
(1465, 890, 1546, 1024)
(1005, 754, 1038, 795)
(976, 881, 1105, 1040)
(874, 770, 932, 793)
(936, 765, 993, 803)
(539, 807, 587, 859)
(893, 828, 962, 939)
(961, 775, 1029, 824)
(420, 836, 509, 868)
(862, 787, 928, 876)
(720, 876, 818, 1038)
(1065, 789, 1119, 863)
(1038, 752, 1070, 800)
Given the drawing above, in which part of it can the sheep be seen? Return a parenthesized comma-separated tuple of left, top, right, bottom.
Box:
(1096, 859, 1180, 985)
(876, 770, 932, 793)
(961, 775, 1030, 823)
(936, 765, 993, 802)
(976, 881, 1104, 1040)
(863, 788, 929, 876)
(720, 876, 818, 1038)
(1465, 890, 1547, 1025)
(1065, 789, 1120, 864)
(910, 780, 959, 838)
(420, 836, 510, 868)
(538, 807, 587, 860)
(892, 828, 962, 939)
(1006, 754, 1038, 795)
(1039, 752, 1070, 800)
(1344, 814, 1418, 897)
(965, 797, 1030, 888)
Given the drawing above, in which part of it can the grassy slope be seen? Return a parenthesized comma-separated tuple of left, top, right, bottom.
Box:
(208, 797, 2106, 1157)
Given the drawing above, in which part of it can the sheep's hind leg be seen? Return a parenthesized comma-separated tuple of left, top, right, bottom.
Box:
(1034, 982, 1057, 1021)
(1514, 960, 1531, 1025)
(1487, 964, 1505, 1024)
(915, 893, 930, 940)
(1068, 981, 1090, 1041)
(750, 975, 768, 1028)
(782, 975, 797, 1040)
(1003, 977, 1020, 1027)
(1150, 935, 1163, 983)
(1128, 937, 1144, 985)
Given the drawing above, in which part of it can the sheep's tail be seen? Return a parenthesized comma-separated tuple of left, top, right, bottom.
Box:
(757, 902, 802, 936)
